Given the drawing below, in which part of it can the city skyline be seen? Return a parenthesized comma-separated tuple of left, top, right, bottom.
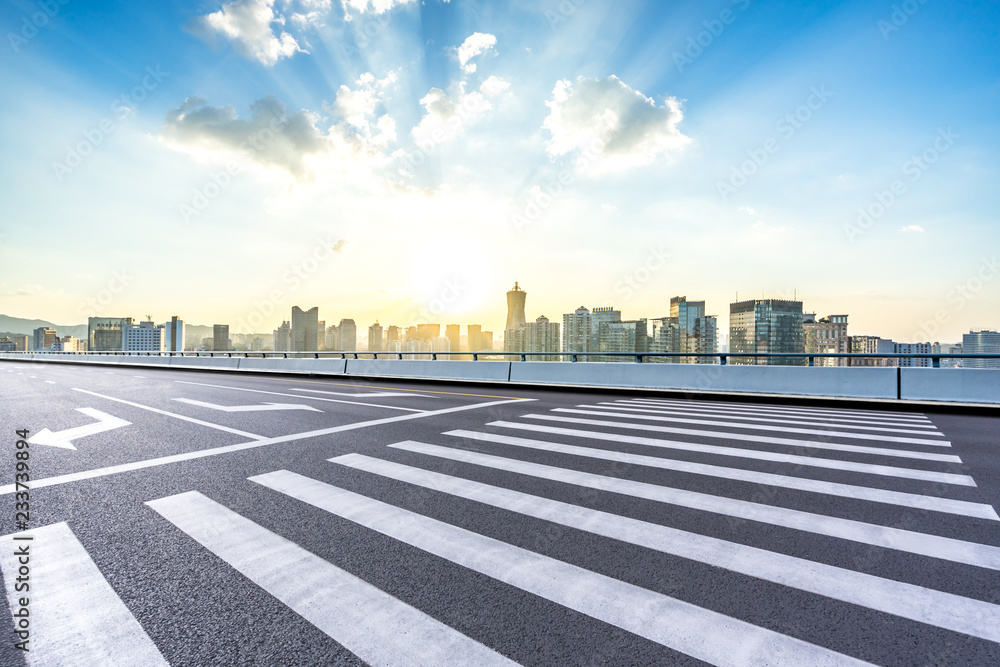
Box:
(2, 1, 999, 342)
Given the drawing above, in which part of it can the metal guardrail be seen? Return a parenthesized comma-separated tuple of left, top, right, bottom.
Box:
(6, 350, 1000, 368)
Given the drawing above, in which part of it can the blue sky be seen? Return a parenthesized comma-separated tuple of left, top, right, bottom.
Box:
(1, 0, 998, 343)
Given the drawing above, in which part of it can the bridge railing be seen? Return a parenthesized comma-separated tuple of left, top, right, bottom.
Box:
(4, 350, 1000, 368)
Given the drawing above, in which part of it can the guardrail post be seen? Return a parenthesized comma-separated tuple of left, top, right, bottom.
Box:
(473, 353, 478, 361)
(808, 356, 814, 367)
(932, 356, 940, 368)
(571, 354, 578, 363)
(520, 353, 526, 362)
(720, 355, 728, 366)
(432, 353, 437, 361)
(636, 354, 643, 363)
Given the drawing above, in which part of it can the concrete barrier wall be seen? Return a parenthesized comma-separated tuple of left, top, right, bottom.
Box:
(346, 359, 511, 382)
(5, 354, 999, 404)
(901, 368, 1000, 404)
(509, 363, 899, 399)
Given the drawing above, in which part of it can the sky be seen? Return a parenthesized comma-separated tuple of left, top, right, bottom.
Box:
(0, 0, 998, 343)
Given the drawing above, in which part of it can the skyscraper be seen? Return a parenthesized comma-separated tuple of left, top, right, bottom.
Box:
(598, 319, 649, 359)
(590, 307, 622, 355)
(338, 319, 357, 351)
(274, 321, 291, 351)
(467, 324, 483, 353)
(445, 324, 461, 357)
(213, 324, 230, 352)
(562, 307, 591, 356)
(668, 296, 718, 363)
(368, 321, 384, 352)
(505, 315, 561, 361)
(88, 317, 133, 351)
(164, 316, 185, 353)
(803, 314, 849, 366)
(33, 327, 58, 351)
(124, 320, 166, 352)
(291, 306, 319, 352)
(962, 330, 1000, 369)
(729, 299, 804, 365)
(505, 282, 526, 331)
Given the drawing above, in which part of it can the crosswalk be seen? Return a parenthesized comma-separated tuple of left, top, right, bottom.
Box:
(3, 396, 999, 665)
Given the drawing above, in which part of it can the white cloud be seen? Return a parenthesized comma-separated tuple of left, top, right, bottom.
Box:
(543, 75, 690, 171)
(901, 224, 925, 233)
(161, 95, 329, 179)
(197, 0, 303, 66)
(331, 71, 397, 130)
(457, 32, 497, 73)
(739, 206, 757, 216)
(479, 75, 510, 97)
(341, 0, 414, 18)
(411, 83, 492, 145)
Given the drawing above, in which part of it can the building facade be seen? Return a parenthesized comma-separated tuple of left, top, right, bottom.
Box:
(729, 299, 804, 365)
(562, 307, 591, 357)
(88, 317, 133, 352)
(804, 314, 849, 366)
(505, 315, 561, 361)
(368, 322, 384, 352)
(213, 324, 230, 352)
(164, 316, 185, 353)
(33, 327, 58, 351)
(962, 330, 1000, 369)
(338, 319, 358, 351)
(291, 306, 319, 352)
(124, 321, 166, 352)
(598, 319, 649, 360)
(505, 282, 527, 332)
(274, 321, 291, 351)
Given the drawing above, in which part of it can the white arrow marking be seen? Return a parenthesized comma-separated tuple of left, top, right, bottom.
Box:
(28, 408, 131, 450)
(172, 398, 322, 413)
(289, 388, 432, 398)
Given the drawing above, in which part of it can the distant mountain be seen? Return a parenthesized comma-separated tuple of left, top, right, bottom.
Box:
(0, 315, 88, 338)
(0, 315, 220, 342)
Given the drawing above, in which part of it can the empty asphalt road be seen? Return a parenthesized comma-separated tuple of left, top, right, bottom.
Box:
(1, 359, 999, 666)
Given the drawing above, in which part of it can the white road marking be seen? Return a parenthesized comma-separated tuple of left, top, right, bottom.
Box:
(72, 388, 266, 440)
(133, 376, 146, 379)
(629, 398, 931, 422)
(172, 398, 322, 413)
(175, 380, 426, 413)
(290, 387, 434, 399)
(492, 421, 972, 486)
(613, 400, 936, 428)
(332, 453, 1000, 642)
(28, 375, 36, 378)
(251, 470, 872, 667)
(45, 380, 55, 384)
(0, 398, 531, 496)
(0, 523, 168, 666)
(550, 409, 950, 446)
(147, 491, 517, 667)
(524, 414, 957, 459)
(445, 430, 998, 521)
(390, 442, 1000, 571)
(596, 403, 941, 433)
(28, 408, 131, 450)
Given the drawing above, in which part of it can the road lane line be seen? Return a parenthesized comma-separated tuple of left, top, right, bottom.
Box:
(386, 442, 1000, 571)
(146, 491, 517, 667)
(0, 523, 168, 666)
(265, 376, 523, 400)
(628, 398, 930, 422)
(0, 398, 531, 496)
(72, 388, 266, 440)
(525, 415, 957, 459)
(550, 410, 950, 446)
(332, 452, 1000, 642)
(493, 421, 971, 486)
(174, 381, 426, 413)
(444, 430, 998, 520)
(251, 470, 872, 667)
(596, 403, 941, 433)
(45, 380, 55, 384)
(290, 388, 434, 399)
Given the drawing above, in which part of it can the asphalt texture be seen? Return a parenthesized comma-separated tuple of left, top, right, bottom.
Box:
(0, 358, 998, 666)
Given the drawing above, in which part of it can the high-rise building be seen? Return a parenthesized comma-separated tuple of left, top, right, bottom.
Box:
(12, 335, 28, 352)
(291, 306, 319, 352)
(213, 324, 230, 352)
(505, 315, 561, 361)
(59, 336, 82, 352)
(164, 316, 185, 353)
(803, 314, 849, 366)
(386, 326, 401, 348)
(414, 323, 440, 342)
(664, 296, 719, 363)
(563, 307, 591, 356)
(317, 320, 326, 350)
(848, 335, 895, 366)
(895, 341, 932, 367)
(445, 324, 461, 357)
(467, 324, 483, 352)
(274, 321, 291, 351)
(368, 322, 384, 352)
(0, 337, 16, 352)
(33, 327, 58, 351)
(649, 317, 681, 362)
(598, 319, 649, 359)
(590, 307, 622, 354)
(88, 317, 133, 352)
(124, 321, 165, 352)
(962, 330, 1000, 369)
(729, 299, 804, 365)
(481, 330, 494, 351)
(338, 319, 357, 350)
(505, 282, 527, 331)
